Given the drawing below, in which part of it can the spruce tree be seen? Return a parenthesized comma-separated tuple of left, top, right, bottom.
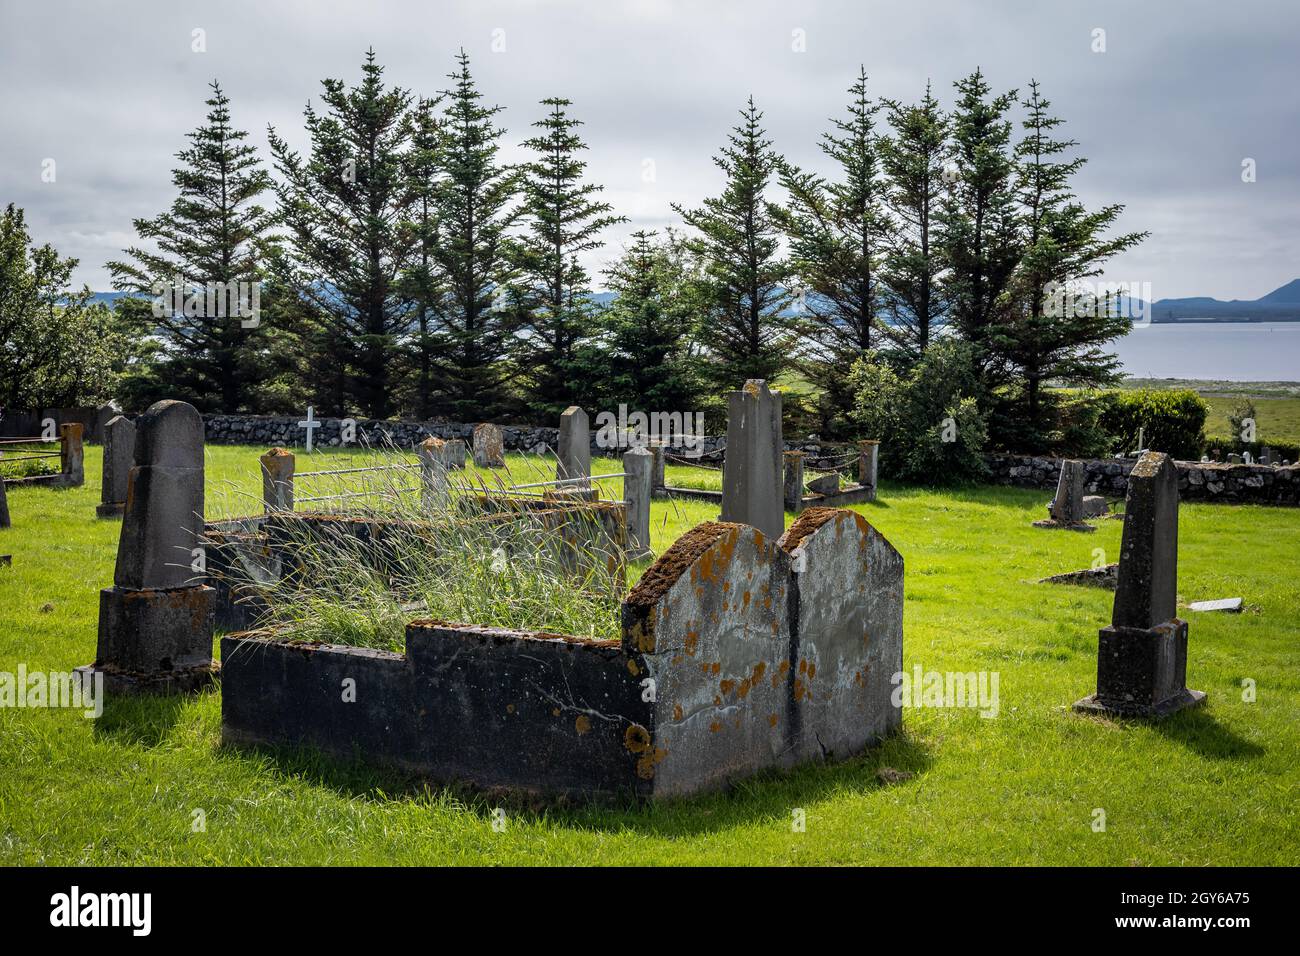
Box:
(938, 69, 1021, 376)
(776, 68, 893, 434)
(399, 95, 446, 419)
(599, 229, 702, 413)
(878, 82, 950, 362)
(269, 50, 414, 418)
(674, 98, 795, 392)
(107, 80, 275, 412)
(515, 97, 626, 416)
(426, 50, 522, 421)
(1000, 80, 1146, 439)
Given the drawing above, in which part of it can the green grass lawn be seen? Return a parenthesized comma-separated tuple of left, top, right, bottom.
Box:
(1118, 377, 1300, 445)
(1, 444, 1297, 865)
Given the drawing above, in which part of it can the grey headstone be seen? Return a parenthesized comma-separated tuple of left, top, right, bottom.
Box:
(1050, 460, 1086, 524)
(59, 423, 85, 487)
(1081, 495, 1108, 518)
(720, 380, 784, 539)
(418, 437, 451, 510)
(806, 471, 840, 497)
(557, 406, 591, 485)
(1112, 451, 1179, 630)
(114, 400, 206, 591)
(623, 446, 653, 558)
(858, 440, 879, 491)
(649, 440, 666, 489)
(100, 415, 136, 511)
(1227, 453, 1242, 464)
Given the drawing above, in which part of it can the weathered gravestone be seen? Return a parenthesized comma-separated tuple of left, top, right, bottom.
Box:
(806, 471, 840, 497)
(557, 406, 591, 486)
(648, 440, 666, 490)
(783, 451, 804, 513)
(78, 400, 217, 694)
(260, 447, 295, 512)
(418, 437, 451, 511)
(420, 436, 465, 471)
(720, 380, 784, 539)
(1074, 451, 1205, 718)
(1034, 459, 1094, 531)
(623, 445, 653, 559)
(0, 474, 9, 529)
(473, 422, 505, 468)
(858, 440, 880, 497)
(96, 415, 136, 517)
(57, 422, 85, 488)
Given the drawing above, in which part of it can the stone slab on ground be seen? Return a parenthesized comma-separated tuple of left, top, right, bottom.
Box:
(1186, 597, 1244, 613)
(1038, 563, 1118, 589)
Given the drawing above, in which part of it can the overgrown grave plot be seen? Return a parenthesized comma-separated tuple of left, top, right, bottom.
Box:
(220, 507, 905, 801)
(204, 441, 633, 642)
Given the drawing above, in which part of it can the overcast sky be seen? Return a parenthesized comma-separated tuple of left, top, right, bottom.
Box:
(2, 0, 1297, 300)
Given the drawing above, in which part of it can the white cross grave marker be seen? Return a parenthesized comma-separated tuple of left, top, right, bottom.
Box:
(298, 405, 322, 452)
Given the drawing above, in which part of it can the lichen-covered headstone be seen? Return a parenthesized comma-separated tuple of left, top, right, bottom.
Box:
(1074, 451, 1204, 718)
(473, 422, 505, 468)
(79, 400, 216, 694)
(783, 451, 804, 512)
(96, 415, 136, 517)
(720, 380, 783, 538)
(622, 445, 653, 559)
(260, 447, 295, 513)
(1034, 459, 1093, 531)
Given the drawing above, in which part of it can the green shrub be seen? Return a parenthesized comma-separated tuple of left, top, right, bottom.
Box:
(848, 340, 990, 485)
(1097, 389, 1208, 461)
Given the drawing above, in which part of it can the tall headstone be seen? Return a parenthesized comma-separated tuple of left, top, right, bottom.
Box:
(1074, 452, 1204, 718)
(473, 423, 505, 468)
(96, 415, 136, 517)
(556, 406, 591, 487)
(260, 447, 296, 513)
(78, 400, 216, 694)
(58, 422, 85, 488)
(720, 380, 784, 539)
(623, 445, 653, 559)
(783, 451, 805, 513)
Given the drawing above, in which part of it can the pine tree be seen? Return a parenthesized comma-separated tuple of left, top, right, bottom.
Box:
(878, 82, 950, 362)
(426, 50, 522, 421)
(674, 98, 795, 392)
(938, 69, 1021, 375)
(776, 68, 893, 434)
(399, 95, 446, 419)
(107, 80, 275, 412)
(269, 50, 414, 419)
(515, 97, 626, 416)
(999, 80, 1147, 439)
(599, 229, 703, 413)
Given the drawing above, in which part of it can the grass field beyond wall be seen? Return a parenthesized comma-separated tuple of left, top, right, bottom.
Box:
(0, 445, 1296, 865)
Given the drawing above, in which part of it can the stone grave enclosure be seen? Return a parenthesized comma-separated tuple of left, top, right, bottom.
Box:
(221, 507, 905, 800)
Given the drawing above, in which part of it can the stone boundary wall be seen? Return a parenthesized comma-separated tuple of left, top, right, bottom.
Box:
(986, 453, 1300, 506)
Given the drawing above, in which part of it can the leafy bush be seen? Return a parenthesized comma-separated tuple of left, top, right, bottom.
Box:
(848, 340, 990, 485)
(1096, 389, 1208, 461)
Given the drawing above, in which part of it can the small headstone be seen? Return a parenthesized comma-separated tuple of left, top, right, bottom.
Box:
(473, 423, 505, 468)
(260, 447, 296, 513)
(96, 415, 136, 518)
(1261, 447, 1274, 466)
(1227, 453, 1242, 464)
(1033, 459, 1093, 531)
(783, 451, 804, 512)
(1186, 597, 1243, 614)
(418, 437, 451, 510)
(1081, 495, 1108, 518)
(858, 440, 880, 497)
(806, 471, 840, 496)
(58, 422, 85, 488)
(557, 406, 591, 486)
(648, 440, 666, 490)
(720, 380, 784, 539)
(1074, 451, 1204, 718)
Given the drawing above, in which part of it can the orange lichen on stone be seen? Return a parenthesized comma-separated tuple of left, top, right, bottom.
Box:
(719, 679, 736, 696)
(575, 715, 591, 735)
(769, 714, 779, 727)
(673, 703, 683, 721)
(683, 630, 699, 656)
(624, 724, 651, 753)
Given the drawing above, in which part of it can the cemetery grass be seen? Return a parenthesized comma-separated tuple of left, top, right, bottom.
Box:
(1, 445, 1297, 866)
